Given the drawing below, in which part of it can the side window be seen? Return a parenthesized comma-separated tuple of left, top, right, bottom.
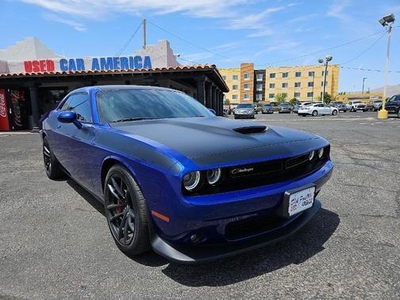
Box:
(60, 93, 92, 123)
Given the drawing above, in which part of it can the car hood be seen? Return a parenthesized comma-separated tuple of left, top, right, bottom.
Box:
(109, 117, 327, 166)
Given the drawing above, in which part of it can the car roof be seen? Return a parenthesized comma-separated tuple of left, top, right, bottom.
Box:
(71, 85, 176, 94)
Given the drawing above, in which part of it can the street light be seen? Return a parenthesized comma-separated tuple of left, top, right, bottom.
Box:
(362, 77, 367, 94)
(378, 13, 395, 119)
(318, 55, 333, 104)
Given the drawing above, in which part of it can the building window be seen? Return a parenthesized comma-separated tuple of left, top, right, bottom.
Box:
(244, 94, 250, 100)
(244, 73, 250, 80)
(232, 75, 238, 80)
(269, 83, 275, 89)
(282, 72, 289, 78)
(295, 82, 301, 88)
(256, 84, 263, 91)
(244, 83, 250, 90)
(308, 82, 314, 87)
(256, 94, 263, 101)
(294, 92, 301, 98)
(321, 81, 327, 87)
(232, 84, 238, 90)
(269, 93, 275, 99)
(232, 94, 238, 100)
(282, 82, 288, 88)
(269, 73, 276, 79)
(307, 92, 313, 98)
(295, 71, 301, 77)
(256, 73, 264, 81)
(308, 71, 315, 77)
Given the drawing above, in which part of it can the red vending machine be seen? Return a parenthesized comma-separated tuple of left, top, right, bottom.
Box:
(9, 90, 28, 130)
(0, 89, 10, 131)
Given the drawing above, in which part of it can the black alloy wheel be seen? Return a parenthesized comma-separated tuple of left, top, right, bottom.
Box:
(43, 136, 64, 180)
(104, 164, 150, 256)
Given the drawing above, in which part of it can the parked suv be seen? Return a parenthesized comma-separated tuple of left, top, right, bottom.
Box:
(385, 94, 400, 118)
(346, 100, 367, 112)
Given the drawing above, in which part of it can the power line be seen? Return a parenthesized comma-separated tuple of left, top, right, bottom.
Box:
(261, 29, 387, 67)
(115, 22, 143, 56)
(146, 19, 240, 64)
(338, 31, 387, 65)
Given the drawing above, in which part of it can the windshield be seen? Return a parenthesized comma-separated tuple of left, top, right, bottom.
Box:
(236, 104, 253, 109)
(96, 88, 214, 123)
(387, 96, 396, 103)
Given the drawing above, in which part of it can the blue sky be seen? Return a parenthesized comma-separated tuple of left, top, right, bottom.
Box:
(1, 0, 399, 92)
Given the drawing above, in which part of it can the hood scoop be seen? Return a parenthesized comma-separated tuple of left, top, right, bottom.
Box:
(233, 125, 267, 134)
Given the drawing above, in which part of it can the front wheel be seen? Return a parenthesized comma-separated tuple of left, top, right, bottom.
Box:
(43, 136, 65, 180)
(312, 110, 318, 116)
(332, 110, 338, 116)
(104, 164, 151, 256)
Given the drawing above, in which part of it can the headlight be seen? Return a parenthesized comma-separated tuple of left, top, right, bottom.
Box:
(183, 171, 201, 191)
(309, 151, 315, 161)
(317, 148, 324, 159)
(206, 168, 222, 185)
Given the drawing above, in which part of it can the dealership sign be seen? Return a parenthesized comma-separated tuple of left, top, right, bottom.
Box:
(22, 55, 152, 73)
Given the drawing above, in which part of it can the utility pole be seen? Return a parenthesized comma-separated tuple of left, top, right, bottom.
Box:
(143, 19, 147, 49)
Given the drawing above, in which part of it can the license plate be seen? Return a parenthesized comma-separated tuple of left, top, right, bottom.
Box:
(287, 186, 315, 216)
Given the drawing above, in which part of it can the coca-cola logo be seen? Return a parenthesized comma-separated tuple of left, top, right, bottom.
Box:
(0, 93, 7, 119)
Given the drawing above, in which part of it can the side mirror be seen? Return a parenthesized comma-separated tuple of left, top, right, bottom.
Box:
(57, 111, 82, 129)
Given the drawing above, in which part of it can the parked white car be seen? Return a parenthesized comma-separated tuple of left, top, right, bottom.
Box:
(298, 103, 338, 117)
(346, 100, 367, 112)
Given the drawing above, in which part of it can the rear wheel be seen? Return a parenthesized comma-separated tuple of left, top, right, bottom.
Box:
(43, 136, 65, 180)
(104, 164, 150, 256)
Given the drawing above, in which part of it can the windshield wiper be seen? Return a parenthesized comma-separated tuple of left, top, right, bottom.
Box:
(111, 117, 156, 123)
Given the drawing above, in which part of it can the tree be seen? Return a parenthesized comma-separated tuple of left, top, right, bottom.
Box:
(275, 93, 287, 104)
(318, 92, 332, 104)
(289, 97, 298, 106)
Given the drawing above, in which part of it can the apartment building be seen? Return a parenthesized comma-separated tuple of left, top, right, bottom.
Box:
(220, 63, 340, 104)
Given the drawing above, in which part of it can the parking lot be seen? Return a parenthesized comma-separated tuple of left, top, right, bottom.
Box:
(1, 111, 399, 299)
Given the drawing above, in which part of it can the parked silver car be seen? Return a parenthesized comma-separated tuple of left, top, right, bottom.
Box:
(298, 103, 338, 117)
(233, 103, 255, 119)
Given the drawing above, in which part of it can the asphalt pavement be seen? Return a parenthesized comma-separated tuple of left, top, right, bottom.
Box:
(0, 111, 399, 299)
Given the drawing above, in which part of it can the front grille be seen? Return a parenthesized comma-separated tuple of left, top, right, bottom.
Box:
(185, 145, 330, 196)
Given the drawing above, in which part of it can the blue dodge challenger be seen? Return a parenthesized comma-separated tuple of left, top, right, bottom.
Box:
(41, 85, 333, 264)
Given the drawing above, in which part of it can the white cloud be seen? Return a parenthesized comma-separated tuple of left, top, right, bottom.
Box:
(43, 13, 87, 31)
(226, 7, 285, 30)
(326, 0, 353, 22)
(21, 0, 248, 19)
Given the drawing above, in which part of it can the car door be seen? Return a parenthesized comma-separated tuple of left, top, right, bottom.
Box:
(51, 92, 97, 188)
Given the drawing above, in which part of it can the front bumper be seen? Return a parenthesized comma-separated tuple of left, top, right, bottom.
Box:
(151, 200, 321, 264)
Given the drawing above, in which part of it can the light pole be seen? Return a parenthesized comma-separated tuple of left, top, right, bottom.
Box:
(362, 77, 367, 94)
(318, 55, 333, 104)
(378, 13, 395, 119)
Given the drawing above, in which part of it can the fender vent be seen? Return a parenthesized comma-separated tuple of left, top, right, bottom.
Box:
(233, 126, 267, 134)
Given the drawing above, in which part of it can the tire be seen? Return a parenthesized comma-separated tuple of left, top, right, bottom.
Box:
(104, 164, 150, 256)
(397, 110, 400, 118)
(43, 136, 65, 180)
(312, 110, 318, 116)
(332, 110, 338, 116)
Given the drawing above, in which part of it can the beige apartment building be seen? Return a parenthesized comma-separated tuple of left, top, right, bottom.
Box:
(220, 63, 340, 104)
